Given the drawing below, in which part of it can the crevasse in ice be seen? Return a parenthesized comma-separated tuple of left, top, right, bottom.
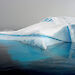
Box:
(0, 16, 75, 49)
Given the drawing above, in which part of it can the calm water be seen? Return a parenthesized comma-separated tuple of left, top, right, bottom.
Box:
(0, 40, 75, 75)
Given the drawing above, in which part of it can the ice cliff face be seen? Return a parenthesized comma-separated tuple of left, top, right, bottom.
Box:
(0, 16, 75, 49)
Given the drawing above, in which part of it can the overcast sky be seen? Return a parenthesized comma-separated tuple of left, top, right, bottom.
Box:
(0, 0, 75, 31)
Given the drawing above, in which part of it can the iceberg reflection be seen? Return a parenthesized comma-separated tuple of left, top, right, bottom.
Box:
(0, 40, 75, 74)
(0, 40, 73, 62)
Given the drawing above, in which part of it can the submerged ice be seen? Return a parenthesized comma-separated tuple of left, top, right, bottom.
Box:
(0, 16, 75, 49)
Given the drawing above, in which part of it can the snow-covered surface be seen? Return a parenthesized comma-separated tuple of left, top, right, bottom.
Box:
(0, 16, 75, 49)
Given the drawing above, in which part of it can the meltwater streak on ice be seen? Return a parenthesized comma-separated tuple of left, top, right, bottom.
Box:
(0, 33, 63, 41)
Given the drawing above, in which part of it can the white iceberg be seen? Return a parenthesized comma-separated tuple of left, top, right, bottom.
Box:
(0, 16, 75, 49)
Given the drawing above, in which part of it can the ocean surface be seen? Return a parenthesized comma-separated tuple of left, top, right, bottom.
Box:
(0, 40, 75, 75)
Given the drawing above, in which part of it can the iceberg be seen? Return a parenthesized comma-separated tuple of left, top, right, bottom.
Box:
(0, 16, 75, 49)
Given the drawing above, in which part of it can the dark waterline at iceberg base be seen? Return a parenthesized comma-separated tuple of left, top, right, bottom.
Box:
(0, 40, 75, 75)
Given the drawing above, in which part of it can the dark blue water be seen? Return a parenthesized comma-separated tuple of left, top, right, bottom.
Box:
(0, 40, 75, 75)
